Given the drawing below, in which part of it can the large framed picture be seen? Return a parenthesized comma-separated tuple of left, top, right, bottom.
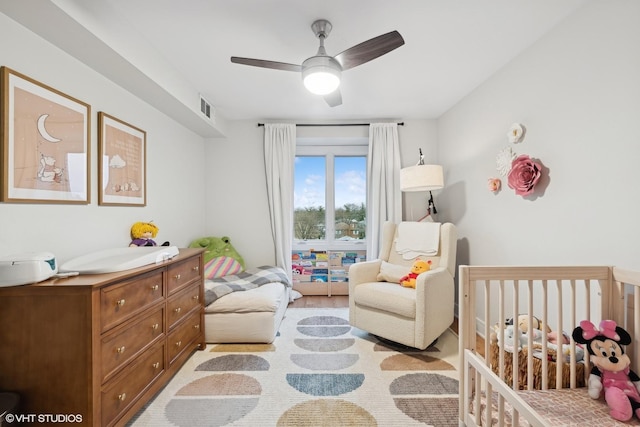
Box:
(1, 67, 91, 204)
(98, 112, 146, 206)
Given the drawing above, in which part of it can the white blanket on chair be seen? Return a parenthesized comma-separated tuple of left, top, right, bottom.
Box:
(395, 222, 440, 260)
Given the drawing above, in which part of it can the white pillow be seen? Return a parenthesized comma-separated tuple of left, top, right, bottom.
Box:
(376, 261, 410, 283)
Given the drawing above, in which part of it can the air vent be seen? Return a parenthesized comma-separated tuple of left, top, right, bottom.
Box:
(199, 95, 213, 120)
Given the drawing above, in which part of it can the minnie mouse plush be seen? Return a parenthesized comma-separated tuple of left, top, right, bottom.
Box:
(572, 320, 640, 421)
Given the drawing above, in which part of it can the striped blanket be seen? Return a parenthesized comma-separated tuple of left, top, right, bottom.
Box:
(203, 265, 292, 306)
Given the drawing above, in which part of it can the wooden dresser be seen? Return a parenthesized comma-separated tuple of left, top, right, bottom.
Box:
(0, 248, 205, 426)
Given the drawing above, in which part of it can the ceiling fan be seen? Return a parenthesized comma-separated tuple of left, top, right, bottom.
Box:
(230, 19, 405, 107)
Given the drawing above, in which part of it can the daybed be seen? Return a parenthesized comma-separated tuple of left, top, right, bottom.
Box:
(203, 265, 293, 343)
(188, 236, 293, 343)
(458, 265, 640, 426)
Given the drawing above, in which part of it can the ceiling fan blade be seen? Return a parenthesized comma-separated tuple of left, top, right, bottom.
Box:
(231, 57, 302, 72)
(324, 89, 342, 107)
(334, 30, 405, 71)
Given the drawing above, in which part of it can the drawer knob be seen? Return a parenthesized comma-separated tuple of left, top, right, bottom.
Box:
(116, 346, 126, 354)
(150, 284, 159, 291)
(174, 307, 181, 313)
(175, 341, 182, 347)
(152, 362, 160, 369)
(193, 324, 200, 330)
(192, 295, 199, 301)
(174, 274, 181, 280)
(151, 323, 159, 330)
(192, 266, 199, 272)
(118, 393, 127, 401)
(116, 299, 126, 307)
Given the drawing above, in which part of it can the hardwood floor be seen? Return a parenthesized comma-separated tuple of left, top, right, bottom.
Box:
(287, 295, 485, 355)
(287, 294, 349, 308)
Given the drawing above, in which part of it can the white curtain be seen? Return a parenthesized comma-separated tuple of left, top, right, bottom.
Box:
(264, 124, 296, 280)
(367, 123, 402, 259)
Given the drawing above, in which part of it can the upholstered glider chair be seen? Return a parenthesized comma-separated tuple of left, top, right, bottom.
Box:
(349, 221, 457, 350)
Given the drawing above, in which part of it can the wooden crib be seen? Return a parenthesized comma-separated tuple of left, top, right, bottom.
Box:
(458, 265, 640, 426)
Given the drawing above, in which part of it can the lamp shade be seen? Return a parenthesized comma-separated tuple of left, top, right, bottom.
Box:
(400, 164, 444, 192)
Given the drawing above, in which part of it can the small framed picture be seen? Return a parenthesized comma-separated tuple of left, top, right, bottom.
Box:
(98, 112, 147, 206)
(1, 67, 91, 203)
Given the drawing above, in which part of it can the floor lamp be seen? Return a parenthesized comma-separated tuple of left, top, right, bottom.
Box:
(400, 152, 444, 222)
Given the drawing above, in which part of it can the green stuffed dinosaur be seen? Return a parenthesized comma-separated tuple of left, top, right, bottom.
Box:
(189, 236, 245, 279)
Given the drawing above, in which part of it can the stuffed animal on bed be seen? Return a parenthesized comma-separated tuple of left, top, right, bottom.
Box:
(189, 236, 245, 279)
(399, 259, 431, 288)
(573, 320, 640, 422)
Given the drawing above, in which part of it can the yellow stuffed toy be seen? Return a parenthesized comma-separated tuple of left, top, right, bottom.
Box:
(399, 259, 432, 288)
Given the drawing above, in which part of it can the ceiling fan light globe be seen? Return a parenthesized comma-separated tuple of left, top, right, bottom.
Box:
(303, 70, 340, 95)
(302, 55, 342, 95)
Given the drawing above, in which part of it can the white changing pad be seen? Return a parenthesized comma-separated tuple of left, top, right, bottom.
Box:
(60, 246, 179, 274)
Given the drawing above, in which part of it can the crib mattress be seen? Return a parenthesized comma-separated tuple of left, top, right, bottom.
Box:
(522, 388, 640, 426)
(478, 388, 640, 426)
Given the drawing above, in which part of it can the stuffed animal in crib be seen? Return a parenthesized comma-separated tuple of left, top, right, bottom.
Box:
(399, 259, 432, 288)
(572, 320, 640, 421)
(505, 314, 572, 346)
(501, 324, 543, 351)
(506, 314, 552, 334)
(129, 221, 170, 247)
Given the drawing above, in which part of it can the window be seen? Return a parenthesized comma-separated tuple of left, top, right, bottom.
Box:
(293, 139, 367, 252)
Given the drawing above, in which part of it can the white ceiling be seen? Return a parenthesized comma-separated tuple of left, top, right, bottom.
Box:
(1, 0, 588, 125)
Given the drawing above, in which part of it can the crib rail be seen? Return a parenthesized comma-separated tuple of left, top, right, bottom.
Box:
(458, 265, 640, 426)
(463, 349, 548, 427)
(613, 267, 640, 373)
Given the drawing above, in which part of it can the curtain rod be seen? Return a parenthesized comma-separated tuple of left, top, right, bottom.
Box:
(257, 122, 404, 127)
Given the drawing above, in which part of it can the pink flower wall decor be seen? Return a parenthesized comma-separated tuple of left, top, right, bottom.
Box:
(507, 154, 542, 196)
(487, 178, 501, 193)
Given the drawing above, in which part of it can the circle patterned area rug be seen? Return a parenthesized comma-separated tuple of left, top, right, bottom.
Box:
(128, 308, 459, 427)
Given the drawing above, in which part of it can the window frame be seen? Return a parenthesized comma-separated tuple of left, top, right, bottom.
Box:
(293, 138, 367, 252)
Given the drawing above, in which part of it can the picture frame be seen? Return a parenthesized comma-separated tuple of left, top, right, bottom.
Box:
(1, 67, 91, 204)
(98, 112, 146, 206)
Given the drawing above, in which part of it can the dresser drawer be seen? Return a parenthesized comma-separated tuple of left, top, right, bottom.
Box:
(101, 307, 164, 383)
(167, 282, 201, 329)
(101, 342, 165, 427)
(101, 271, 164, 332)
(167, 256, 201, 295)
(167, 310, 202, 364)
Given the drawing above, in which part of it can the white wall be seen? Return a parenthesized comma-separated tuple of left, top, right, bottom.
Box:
(438, 0, 640, 271)
(204, 119, 438, 268)
(0, 13, 208, 264)
(0, 8, 441, 270)
(203, 121, 274, 267)
(7, 0, 632, 279)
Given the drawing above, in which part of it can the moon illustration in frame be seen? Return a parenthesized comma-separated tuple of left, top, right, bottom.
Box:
(37, 114, 61, 142)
